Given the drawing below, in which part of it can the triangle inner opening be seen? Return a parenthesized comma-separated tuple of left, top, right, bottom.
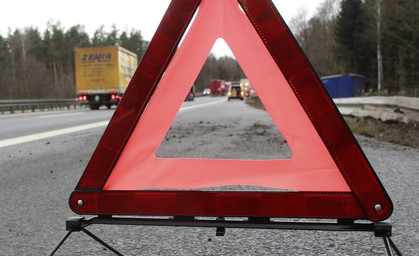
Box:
(155, 41, 292, 160)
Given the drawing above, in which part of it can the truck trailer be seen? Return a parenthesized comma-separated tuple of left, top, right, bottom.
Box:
(74, 46, 137, 110)
(209, 79, 228, 96)
(321, 74, 365, 98)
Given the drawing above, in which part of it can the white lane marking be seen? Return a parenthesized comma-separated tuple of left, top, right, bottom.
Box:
(0, 98, 225, 148)
(37, 112, 83, 118)
(179, 99, 224, 111)
(0, 121, 108, 148)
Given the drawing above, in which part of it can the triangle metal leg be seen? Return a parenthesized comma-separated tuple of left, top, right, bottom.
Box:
(80, 227, 124, 256)
(48, 217, 124, 256)
(383, 236, 403, 256)
(48, 230, 73, 256)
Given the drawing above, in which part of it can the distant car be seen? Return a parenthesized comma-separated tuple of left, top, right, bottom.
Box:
(203, 88, 210, 95)
(227, 82, 244, 101)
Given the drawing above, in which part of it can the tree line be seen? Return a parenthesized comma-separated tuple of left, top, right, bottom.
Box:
(0, 0, 417, 99)
(291, 0, 418, 95)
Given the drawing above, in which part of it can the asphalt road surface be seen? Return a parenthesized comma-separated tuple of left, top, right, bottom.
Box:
(0, 97, 417, 255)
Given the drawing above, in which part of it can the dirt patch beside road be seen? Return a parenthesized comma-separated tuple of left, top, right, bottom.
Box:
(246, 96, 419, 149)
(343, 116, 419, 149)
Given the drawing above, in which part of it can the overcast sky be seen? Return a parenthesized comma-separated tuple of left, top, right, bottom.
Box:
(0, 0, 319, 56)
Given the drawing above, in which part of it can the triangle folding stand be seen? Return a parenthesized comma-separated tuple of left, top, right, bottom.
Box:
(50, 0, 403, 255)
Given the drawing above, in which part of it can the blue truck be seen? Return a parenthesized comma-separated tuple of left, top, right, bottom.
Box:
(321, 74, 366, 98)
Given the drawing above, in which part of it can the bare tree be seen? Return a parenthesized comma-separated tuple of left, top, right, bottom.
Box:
(291, 0, 342, 76)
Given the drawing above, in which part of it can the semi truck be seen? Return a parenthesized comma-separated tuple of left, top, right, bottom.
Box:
(74, 46, 137, 110)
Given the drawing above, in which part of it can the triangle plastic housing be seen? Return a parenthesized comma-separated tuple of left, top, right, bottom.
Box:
(69, 0, 392, 221)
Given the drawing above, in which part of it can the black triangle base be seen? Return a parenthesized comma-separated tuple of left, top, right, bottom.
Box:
(48, 215, 403, 256)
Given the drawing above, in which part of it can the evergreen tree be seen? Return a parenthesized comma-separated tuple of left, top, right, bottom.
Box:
(0, 35, 11, 98)
(380, 0, 418, 93)
(105, 25, 119, 46)
(24, 28, 44, 60)
(64, 25, 91, 76)
(334, 0, 366, 73)
(92, 25, 108, 46)
(65, 25, 90, 48)
(0, 35, 9, 76)
(119, 29, 146, 61)
(44, 21, 67, 89)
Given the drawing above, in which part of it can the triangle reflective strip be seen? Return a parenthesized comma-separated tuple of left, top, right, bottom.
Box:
(69, 0, 392, 221)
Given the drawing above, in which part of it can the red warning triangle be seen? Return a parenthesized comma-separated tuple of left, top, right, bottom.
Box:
(69, 0, 392, 221)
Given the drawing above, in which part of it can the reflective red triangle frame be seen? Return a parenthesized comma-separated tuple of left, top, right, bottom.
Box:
(69, 0, 392, 221)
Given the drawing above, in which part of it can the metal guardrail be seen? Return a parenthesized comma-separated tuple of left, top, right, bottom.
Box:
(1, 94, 208, 115)
(333, 96, 419, 125)
(0, 99, 88, 115)
(333, 96, 419, 112)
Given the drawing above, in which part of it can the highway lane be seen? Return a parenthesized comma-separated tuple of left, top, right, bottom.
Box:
(0, 95, 417, 255)
(0, 96, 225, 147)
(0, 108, 112, 141)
